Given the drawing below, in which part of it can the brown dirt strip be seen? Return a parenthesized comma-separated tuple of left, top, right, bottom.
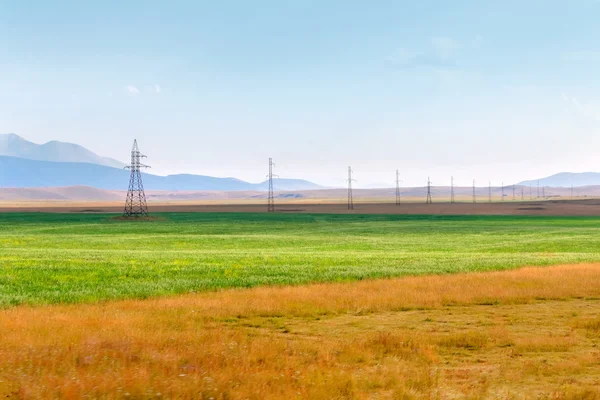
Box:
(2, 199, 600, 215)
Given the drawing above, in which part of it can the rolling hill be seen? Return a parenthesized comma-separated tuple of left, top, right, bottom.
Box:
(518, 172, 600, 187)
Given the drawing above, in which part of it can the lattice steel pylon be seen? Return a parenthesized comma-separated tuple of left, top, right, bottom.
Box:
(473, 179, 476, 203)
(395, 169, 402, 206)
(267, 158, 277, 212)
(123, 139, 150, 217)
(426, 177, 432, 204)
(521, 187, 524, 201)
(529, 185, 532, 200)
(450, 176, 455, 204)
(348, 166, 356, 210)
(488, 181, 492, 203)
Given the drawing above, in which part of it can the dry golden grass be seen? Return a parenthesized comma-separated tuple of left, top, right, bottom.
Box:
(2, 263, 600, 399)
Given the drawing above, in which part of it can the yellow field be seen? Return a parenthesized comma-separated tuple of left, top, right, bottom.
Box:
(2, 264, 600, 399)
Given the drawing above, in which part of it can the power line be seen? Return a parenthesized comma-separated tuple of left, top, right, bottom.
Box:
(348, 166, 356, 210)
(521, 187, 524, 201)
(426, 177, 433, 204)
(124, 139, 150, 217)
(450, 176, 455, 204)
(529, 185, 532, 200)
(395, 170, 402, 206)
(267, 158, 277, 212)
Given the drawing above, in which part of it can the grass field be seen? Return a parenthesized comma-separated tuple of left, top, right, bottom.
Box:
(2, 212, 600, 306)
(3, 212, 600, 398)
(2, 264, 600, 399)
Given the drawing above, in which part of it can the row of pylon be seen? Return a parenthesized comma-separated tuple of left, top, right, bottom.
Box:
(345, 172, 554, 211)
(122, 142, 561, 216)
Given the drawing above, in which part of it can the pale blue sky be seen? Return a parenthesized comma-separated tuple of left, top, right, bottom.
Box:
(1, 0, 600, 187)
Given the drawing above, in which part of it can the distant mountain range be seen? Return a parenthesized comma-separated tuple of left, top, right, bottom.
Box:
(0, 133, 323, 191)
(518, 172, 600, 187)
(0, 133, 125, 168)
(5, 133, 600, 192)
(0, 156, 322, 191)
(0, 143, 326, 195)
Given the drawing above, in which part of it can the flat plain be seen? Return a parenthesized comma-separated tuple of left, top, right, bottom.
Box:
(2, 212, 600, 306)
(2, 211, 600, 399)
(2, 264, 600, 399)
(3, 198, 600, 216)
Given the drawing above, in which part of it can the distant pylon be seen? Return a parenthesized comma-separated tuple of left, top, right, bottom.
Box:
(395, 170, 402, 206)
(501, 182, 504, 201)
(529, 185, 532, 200)
(473, 179, 476, 203)
(488, 181, 492, 203)
(571, 184, 574, 199)
(348, 166, 356, 210)
(267, 158, 277, 212)
(450, 176, 455, 204)
(537, 180, 540, 198)
(426, 177, 432, 204)
(521, 187, 524, 201)
(124, 139, 150, 217)
(512, 185, 515, 201)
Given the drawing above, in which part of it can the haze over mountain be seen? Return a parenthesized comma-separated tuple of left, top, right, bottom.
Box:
(0, 133, 323, 190)
(0, 133, 125, 168)
(518, 173, 600, 188)
(0, 156, 322, 191)
(4, 133, 597, 192)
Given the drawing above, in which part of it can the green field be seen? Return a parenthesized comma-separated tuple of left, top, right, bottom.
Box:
(1, 212, 600, 307)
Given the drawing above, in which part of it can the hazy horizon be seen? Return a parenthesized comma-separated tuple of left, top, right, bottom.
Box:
(2, 1, 599, 187)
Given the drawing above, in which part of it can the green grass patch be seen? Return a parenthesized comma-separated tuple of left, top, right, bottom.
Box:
(1, 212, 600, 307)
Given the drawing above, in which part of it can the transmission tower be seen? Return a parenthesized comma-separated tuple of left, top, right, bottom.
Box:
(512, 185, 515, 201)
(472, 179, 476, 203)
(501, 182, 504, 201)
(521, 187, 524, 201)
(537, 180, 540, 198)
(395, 170, 402, 206)
(124, 139, 150, 217)
(347, 166, 356, 210)
(267, 158, 277, 212)
(488, 181, 492, 203)
(529, 185, 532, 200)
(426, 177, 432, 204)
(571, 184, 574, 199)
(450, 176, 455, 204)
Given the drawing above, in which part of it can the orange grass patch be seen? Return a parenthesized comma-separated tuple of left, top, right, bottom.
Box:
(2, 263, 600, 399)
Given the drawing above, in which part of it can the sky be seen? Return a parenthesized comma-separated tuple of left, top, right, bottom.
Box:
(1, 0, 600, 187)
